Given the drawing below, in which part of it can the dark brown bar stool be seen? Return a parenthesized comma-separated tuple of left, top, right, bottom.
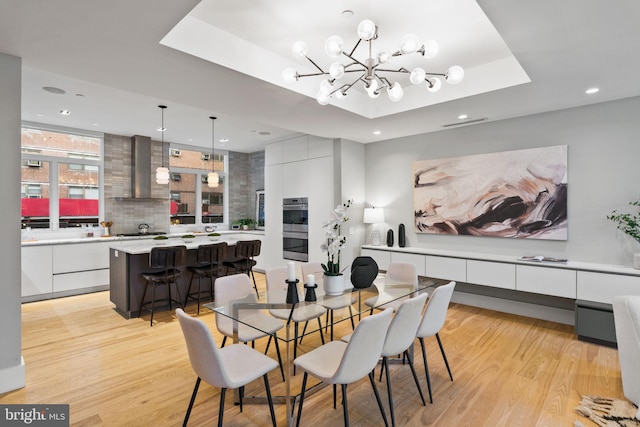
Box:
(223, 240, 261, 297)
(184, 242, 228, 314)
(138, 245, 186, 326)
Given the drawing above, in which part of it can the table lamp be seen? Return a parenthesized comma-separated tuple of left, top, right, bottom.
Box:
(363, 207, 385, 246)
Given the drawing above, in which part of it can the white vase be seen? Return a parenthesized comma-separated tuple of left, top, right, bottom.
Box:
(323, 274, 345, 296)
(634, 253, 640, 270)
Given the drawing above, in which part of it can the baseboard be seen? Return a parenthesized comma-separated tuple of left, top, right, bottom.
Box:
(452, 291, 575, 325)
(0, 357, 25, 394)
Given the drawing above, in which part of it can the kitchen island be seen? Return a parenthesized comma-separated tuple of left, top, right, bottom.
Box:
(109, 232, 263, 319)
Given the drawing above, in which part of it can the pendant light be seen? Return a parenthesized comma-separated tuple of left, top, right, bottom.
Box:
(207, 116, 219, 188)
(155, 105, 170, 185)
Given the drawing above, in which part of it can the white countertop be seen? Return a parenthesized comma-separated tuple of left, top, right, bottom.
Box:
(109, 234, 252, 255)
(21, 230, 264, 248)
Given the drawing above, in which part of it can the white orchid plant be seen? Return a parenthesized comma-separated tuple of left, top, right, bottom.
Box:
(321, 199, 353, 276)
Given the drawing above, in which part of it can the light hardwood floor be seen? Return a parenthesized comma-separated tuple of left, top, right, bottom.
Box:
(0, 274, 624, 426)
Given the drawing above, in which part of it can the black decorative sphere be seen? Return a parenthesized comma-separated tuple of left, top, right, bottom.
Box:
(350, 256, 379, 289)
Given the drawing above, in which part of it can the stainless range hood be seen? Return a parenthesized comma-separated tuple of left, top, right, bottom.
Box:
(115, 135, 166, 201)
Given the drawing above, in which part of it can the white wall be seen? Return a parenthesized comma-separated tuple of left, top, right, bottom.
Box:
(365, 96, 640, 267)
(0, 53, 25, 393)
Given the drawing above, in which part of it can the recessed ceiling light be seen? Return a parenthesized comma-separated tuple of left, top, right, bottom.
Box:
(458, 114, 468, 120)
(373, 130, 381, 135)
(43, 86, 65, 94)
(219, 138, 229, 143)
(59, 109, 71, 116)
(585, 87, 599, 94)
(156, 127, 166, 132)
(36, 114, 44, 117)
(258, 131, 271, 136)
(342, 10, 354, 17)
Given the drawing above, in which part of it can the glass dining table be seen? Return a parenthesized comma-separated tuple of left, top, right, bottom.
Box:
(204, 274, 429, 427)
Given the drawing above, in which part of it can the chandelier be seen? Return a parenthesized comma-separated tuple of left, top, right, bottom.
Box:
(155, 105, 169, 185)
(207, 116, 219, 188)
(282, 19, 464, 105)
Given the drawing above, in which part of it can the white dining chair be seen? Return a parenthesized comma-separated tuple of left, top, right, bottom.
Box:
(301, 261, 356, 340)
(294, 307, 394, 427)
(342, 292, 428, 427)
(214, 273, 285, 381)
(364, 262, 419, 313)
(176, 308, 278, 427)
(612, 295, 640, 418)
(265, 266, 327, 372)
(416, 281, 456, 403)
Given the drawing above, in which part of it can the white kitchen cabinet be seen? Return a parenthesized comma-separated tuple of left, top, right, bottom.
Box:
(577, 271, 640, 304)
(308, 135, 333, 159)
(425, 255, 467, 282)
(282, 160, 309, 198)
(52, 241, 111, 273)
(21, 245, 53, 297)
(390, 252, 426, 276)
(281, 136, 308, 163)
(22, 240, 111, 300)
(467, 260, 516, 290)
(516, 265, 576, 298)
(53, 269, 110, 293)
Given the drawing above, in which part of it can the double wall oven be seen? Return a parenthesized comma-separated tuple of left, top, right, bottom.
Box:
(283, 197, 308, 262)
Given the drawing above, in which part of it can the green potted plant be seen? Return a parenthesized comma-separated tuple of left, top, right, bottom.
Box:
(607, 200, 640, 268)
(181, 234, 196, 243)
(238, 218, 257, 230)
(208, 232, 221, 241)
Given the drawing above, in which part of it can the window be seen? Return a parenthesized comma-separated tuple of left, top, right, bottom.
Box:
(21, 126, 102, 229)
(168, 147, 226, 226)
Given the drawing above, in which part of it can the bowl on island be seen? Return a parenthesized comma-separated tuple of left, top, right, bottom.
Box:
(152, 235, 169, 245)
(208, 232, 221, 241)
(182, 234, 196, 243)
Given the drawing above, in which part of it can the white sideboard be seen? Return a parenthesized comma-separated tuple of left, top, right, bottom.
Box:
(361, 245, 640, 345)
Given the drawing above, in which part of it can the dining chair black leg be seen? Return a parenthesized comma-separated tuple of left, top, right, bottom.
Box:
(293, 322, 299, 375)
(383, 357, 395, 427)
(220, 336, 227, 348)
(217, 387, 226, 427)
(405, 349, 426, 406)
(183, 377, 201, 427)
(341, 383, 349, 427)
(436, 333, 454, 381)
(239, 386, 244, 412)
(295, 372, 308, 427)
(418, 337, 433, 403)
(317, 317, 325, 345)
(272, 333, 285, 381)
(369, 370, 389, 427)
(379, 357, 385, 382)
(348, 306, 355, 330)
(264, 335, 272, 354)
(299, 321, 309, 344)
(333, 384, 337, 409)
(263, 374, 277, 427)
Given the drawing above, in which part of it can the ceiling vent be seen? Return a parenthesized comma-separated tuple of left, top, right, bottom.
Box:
(442, 117, 488, 128)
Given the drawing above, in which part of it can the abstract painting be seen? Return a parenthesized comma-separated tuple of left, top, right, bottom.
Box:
(413, 145, 567, 240)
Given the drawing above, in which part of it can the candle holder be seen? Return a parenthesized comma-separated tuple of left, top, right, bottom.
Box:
(285, 279, 299, 305)
(304, 282, 317, 302)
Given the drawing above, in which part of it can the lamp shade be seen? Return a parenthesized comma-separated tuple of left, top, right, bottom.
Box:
(363, 207, 385, 224)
